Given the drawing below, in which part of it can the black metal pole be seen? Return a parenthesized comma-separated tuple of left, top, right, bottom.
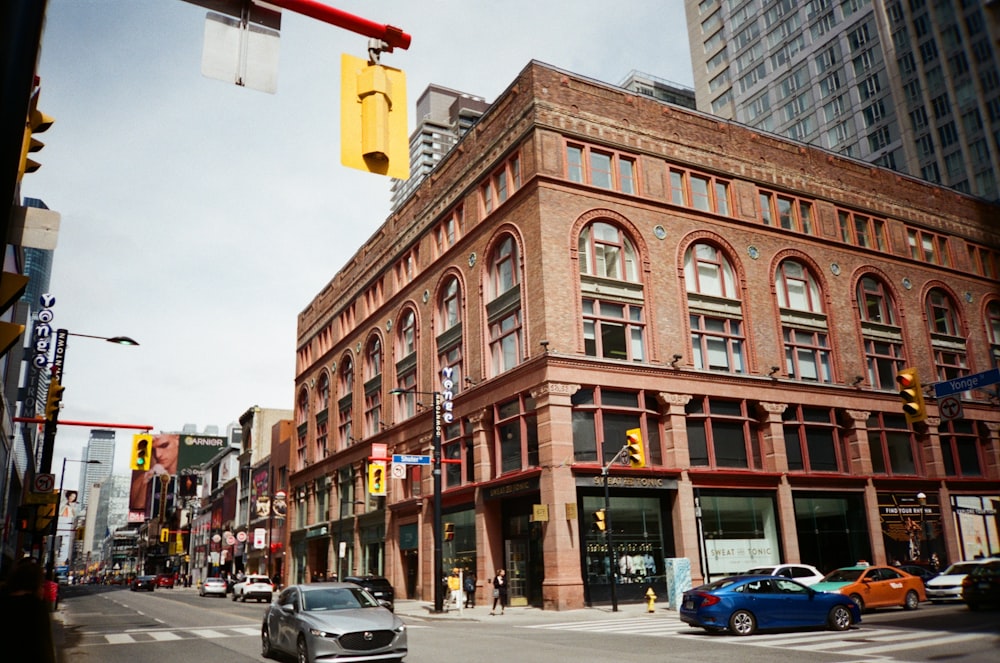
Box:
(46, 457, 66, 580)
(432, 392, 443, 613)
(602, 465, 618, 612)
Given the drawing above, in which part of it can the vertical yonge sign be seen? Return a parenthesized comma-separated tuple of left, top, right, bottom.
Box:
(439, 367, 456, 427)
(29, 293, 59, 415)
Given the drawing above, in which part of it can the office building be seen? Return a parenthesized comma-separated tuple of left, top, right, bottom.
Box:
(78, 429, 115, 509)
(291, 60, 999, 610)
(684, 0, 1000, 200)
(389, 84, 490, 211)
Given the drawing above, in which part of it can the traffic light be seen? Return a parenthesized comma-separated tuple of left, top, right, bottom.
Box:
(160, 527, 170, 543)
(18, 85, 54, 181)
(368, 461, 386, 496)
(444, 522, 455, 542)
(0, 272, 28, 357)
(625, 428, 645, 468)
(592, 509, 606, 532)
(340, 53, 409, 179)
(45, 377, 65, 423)
(896, 368, 928, 424)
(131, 433, 153, 471)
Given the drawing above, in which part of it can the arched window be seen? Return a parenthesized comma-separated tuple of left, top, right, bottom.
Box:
(579, 220, 645, 361)
(316, 372, 330, 413)
(339, 356, 354, 447)
(486, 234, 523, 376)
(296, 388, 308, 425)
(855, 275, 903, 390)
(986, 300, 1000, 368)
(926, 288, 969, 385)
(578, 221, 639, 281)
(683, 242, 744, 373)
(437, 277, 464, 389)
(395, 309, 418, 417)
(364, 335, 383, 436)
(775, 260, 831, 382)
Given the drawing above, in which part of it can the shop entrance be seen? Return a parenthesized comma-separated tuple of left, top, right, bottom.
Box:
(502, 499, 543, 606)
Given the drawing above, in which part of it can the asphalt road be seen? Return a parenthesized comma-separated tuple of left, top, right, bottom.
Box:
(53, 584, 999, 663)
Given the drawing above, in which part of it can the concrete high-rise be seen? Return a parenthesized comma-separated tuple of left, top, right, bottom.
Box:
(389, 84, 490, 211)
(684, 0, 1000, 200)
(78, 429, 115, 509)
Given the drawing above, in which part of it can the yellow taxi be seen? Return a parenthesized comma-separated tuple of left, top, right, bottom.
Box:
(811, 564, 926, 612)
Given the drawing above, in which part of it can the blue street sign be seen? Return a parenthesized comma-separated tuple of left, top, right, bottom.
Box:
(392, 454, 431, 465)
(934, 367, 1000, 399)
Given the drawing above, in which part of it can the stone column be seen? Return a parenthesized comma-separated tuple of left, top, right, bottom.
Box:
(756, 401, 788, 473)
(532, 381, 584, 610)
(841, 410, 872, 475)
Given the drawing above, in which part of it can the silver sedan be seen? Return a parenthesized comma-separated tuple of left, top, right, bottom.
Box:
(199, 576, 228, 597)
(262, 582, 406, 663)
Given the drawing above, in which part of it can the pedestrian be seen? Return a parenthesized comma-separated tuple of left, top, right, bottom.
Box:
(490, 568, 508, 615)
(0, 557, 56, 663)
(464, 571, 476, 608)
(447, 568, 462, 610)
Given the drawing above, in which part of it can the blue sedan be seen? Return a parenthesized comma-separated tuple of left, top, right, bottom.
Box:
(680, 575, 861, 636)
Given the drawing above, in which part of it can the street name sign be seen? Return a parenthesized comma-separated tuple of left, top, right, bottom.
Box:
(933, 367, 1000, 398)
(392, 454, 431, 465)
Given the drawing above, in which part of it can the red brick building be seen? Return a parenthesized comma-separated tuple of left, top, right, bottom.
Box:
(290, 61, 1000, 610)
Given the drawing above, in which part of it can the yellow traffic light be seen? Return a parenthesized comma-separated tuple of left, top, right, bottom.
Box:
(593, 509, 606, 532)
(18, 87, 54, 180)
(625, 428, 645, 468)
(444, 522, 455, 542)
(368, 461, 386, 496)
(340, 53, 409, 179)
(45, 377, 65, 423)
(896, 368, 927, 424)
(0, 272, 28, 356)
(160, 527, 170, 543)
(131, 433, 153, 471)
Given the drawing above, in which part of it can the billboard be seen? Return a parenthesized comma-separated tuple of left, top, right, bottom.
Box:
(178, 433, 228, 471)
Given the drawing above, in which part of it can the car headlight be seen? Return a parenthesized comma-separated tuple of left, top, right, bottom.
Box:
(309, 628, 338, 638)
(393, 624, 406, 634)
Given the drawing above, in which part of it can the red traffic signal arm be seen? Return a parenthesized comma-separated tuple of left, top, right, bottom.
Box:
(14, 417, 153, 430)
(267, 0, 411, 50)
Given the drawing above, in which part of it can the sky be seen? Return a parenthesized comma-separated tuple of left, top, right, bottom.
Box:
(28, 0, 694, 486)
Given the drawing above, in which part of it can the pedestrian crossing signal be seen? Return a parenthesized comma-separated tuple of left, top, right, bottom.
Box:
(593, 509, 606, 532)
(444, 522, 455, 541)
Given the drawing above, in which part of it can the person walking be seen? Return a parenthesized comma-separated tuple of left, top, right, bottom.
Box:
(0, 558, 56, 663)
(463, 571, 476, 608)
(447, 568, 462, 610)
(490, 568, 508, 615)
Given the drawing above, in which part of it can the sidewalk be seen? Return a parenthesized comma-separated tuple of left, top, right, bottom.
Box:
(392, 597, 680, 625)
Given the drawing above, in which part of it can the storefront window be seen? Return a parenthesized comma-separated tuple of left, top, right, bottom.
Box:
(582, 495, 668, 589)
(952, 495, 1000, 560)
(442, 508, 477, 580)
(794, 492, 869, 573)
(698, 492, 779, 578)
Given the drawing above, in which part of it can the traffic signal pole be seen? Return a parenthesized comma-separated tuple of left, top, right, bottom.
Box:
(263, 0, 411, 50)
(601, 444, 629, 613)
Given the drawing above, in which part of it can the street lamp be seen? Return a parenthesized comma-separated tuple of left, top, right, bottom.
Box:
(917, 492, 927, 561)
(47, 458, 100, 580)
(40, 329, 138, 473)
(390, 387, 445, 612)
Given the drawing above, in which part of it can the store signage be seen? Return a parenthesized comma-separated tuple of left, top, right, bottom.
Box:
(580, 476, 676, 490)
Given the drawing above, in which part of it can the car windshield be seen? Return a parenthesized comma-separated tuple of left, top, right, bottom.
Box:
(823, 568, 864, 582)
(302, 587, 380, 611)
(970, 561, 1000, 576)
(944, 563, 981, 575)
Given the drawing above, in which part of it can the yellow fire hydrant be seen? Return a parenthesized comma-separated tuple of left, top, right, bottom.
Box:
(645, 586, 657, 613)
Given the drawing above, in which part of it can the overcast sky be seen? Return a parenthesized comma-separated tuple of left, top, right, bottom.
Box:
(30, 0, 694, 485)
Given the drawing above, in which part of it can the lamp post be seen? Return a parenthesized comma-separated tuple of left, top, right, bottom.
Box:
(390, 387, 446, 612)
(47, 458, 100, 580)
(917, 492, 927, 561)
(39, 329, 138, 473)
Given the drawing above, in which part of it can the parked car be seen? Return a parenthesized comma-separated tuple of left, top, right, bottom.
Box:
(742, 564, 825, 586)
(199, 576, 228, 598)
(962, 559, 1000, 610)
(261, 583, 407, 662)
(131, 575, 156, 592)
(896, 564, 937, 586)
(232, 574, 274, 603)
(679, 575, 860, 636)
(156, 573, 175, 588)
(811, 564, 926, 612)
(926, 560, 988, 602)
(343, 575, 395, 611)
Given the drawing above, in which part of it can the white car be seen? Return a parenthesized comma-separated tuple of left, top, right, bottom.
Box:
(744, 563, 825, 586)
(232, 574, 274, 603)
(926, 560, 989, 602)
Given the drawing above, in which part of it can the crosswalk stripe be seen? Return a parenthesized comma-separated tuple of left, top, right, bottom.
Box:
(149, 632, 182, 641)
(231, 627, 261, 636)
(104, 634, 136, 644)
(189, 629, 227, 638)
(848, 632, 984, 656)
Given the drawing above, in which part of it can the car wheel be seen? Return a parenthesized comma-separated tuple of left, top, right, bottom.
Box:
(231, 593, 237, 601)
(903, 590, 919, 610)
(849, 593, 866, 613)
(296, 634, 310, 663)
(241, 593, 247, 602)
(729, 609, 756, 636)
(827, 605, 852, 631)
(261, 625, 275, 659)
